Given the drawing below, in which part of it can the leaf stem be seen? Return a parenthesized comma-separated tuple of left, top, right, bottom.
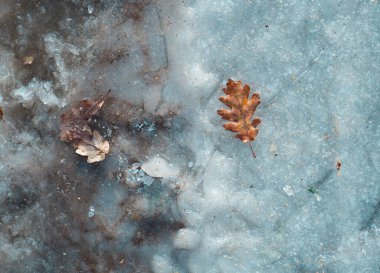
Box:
(248, 142, 256, 158)
(84, 89, 111, 118)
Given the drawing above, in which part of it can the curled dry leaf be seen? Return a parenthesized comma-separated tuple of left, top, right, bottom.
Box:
(217, 79, 261, 157)
(75, 130, 110, 163)
(60, 91, 110, 163)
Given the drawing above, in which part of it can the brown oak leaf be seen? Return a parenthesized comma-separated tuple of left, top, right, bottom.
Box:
(217, 79, 261, 157)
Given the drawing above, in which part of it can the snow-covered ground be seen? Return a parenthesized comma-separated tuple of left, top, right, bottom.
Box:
(0, 0, 379, 272)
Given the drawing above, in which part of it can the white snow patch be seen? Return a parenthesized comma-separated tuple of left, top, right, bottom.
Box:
(173, 228, 201, 250)
(12, 78, 66, 107)
(141, 156, 180, 178)
(283, 185, 295, 197)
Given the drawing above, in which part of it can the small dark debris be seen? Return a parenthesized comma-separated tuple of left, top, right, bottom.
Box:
(336, 160, 342, 172)
(307, 187, 318, 194)
(131, 119, 157, 137)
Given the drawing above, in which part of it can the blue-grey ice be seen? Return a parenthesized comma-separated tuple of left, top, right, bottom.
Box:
(0, 0, 379, 272)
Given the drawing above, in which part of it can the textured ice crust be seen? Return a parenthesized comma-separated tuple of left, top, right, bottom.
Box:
(0, 0, 379, 273)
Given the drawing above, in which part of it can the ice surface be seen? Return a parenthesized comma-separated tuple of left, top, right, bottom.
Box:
(0, 0, 379, 273)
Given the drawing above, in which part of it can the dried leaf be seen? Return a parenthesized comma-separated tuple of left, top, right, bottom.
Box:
(60, 91, 110, 143)
(217, 79, 261, 156)
(75, 130, 110, 163)
(60, 91, 111, 163)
